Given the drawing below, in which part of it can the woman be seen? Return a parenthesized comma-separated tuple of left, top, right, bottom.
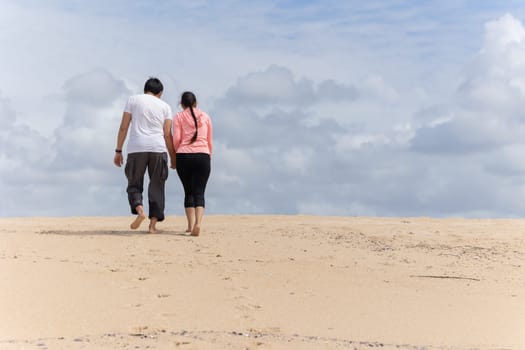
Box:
(173, 91, 213, 236)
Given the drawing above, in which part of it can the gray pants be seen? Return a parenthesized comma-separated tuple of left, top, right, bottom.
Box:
(125, 152, 169, 221)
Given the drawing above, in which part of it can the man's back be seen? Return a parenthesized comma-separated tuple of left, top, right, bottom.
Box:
(125, 94, 172, 153)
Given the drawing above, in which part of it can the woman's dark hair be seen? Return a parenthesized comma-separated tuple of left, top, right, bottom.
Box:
(144, 77, 163, 95)
(181, 91, 198, 143)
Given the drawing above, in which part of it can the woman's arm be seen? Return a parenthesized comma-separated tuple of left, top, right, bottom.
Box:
(173, 115, 182, 152)
(207, 118, 213, 156)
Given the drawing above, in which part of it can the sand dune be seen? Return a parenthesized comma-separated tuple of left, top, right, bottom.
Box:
(1, 215, 524, 349)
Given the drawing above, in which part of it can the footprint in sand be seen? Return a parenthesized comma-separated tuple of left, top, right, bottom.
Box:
(129, 326, 149, 337)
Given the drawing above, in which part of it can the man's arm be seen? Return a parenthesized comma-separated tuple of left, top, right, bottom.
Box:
(163, 119, 176, 169)
(114, 112, 131, 167)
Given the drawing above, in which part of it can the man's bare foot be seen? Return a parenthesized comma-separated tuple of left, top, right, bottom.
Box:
(149, 218, 158, 234)
(185, 227, 192, 233)
(191, 225, 200, 237)
(130, 214, 146, 230)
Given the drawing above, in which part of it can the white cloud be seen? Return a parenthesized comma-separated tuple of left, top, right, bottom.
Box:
(484, 144, 525, 176)
(4, 2, 525, 218)
(335, 134, 390, 153)
(316, 80, 359, 102)
(282, 147, 314, 175)
(225, 65, 315, 106)
(63, 69, 130, 109)
(0, 93, 16, 127)
(362, 75, 400, 103)
(0, 69, 129, 216)
(52, 69, 129, 170)
(412, 14, 525, 155)
(483, 13, 525, 54)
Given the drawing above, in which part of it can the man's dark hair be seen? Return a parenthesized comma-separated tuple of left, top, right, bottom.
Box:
(144, 77, 163, 95)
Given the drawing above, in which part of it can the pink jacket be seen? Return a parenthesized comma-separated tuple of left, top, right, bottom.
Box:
(173, 107, 213, 155)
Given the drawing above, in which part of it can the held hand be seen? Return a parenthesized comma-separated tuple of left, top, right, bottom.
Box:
(114, 153, 123, 167)
(170, 159, 176, 169)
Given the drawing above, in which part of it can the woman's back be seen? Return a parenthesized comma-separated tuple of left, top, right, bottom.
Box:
(173, 107, 213, 155)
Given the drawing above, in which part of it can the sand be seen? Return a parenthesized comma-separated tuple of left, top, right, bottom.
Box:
(0, 215, 524, 349)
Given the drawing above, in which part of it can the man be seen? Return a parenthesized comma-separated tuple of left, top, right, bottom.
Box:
(113, 77, 176, 233)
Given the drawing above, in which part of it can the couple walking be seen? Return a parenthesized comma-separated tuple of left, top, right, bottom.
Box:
(113, 77, 212, 236)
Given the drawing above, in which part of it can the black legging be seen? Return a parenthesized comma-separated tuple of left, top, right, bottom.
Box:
(176, 153, 211, 208)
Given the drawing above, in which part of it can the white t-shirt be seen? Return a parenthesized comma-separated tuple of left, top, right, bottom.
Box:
(124, 94, 172, 153)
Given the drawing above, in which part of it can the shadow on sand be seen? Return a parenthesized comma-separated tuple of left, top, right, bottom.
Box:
(38, 230, 191, 237)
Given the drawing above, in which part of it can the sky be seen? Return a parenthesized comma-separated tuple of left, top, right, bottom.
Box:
(3, 0, 525, 218)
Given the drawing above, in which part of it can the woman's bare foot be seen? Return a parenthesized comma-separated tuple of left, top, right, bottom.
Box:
(191, 225, 200, 237)
(130, 214, 146, 230)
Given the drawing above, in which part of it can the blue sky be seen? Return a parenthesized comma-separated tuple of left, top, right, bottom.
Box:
(3, 1, 525, 218)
